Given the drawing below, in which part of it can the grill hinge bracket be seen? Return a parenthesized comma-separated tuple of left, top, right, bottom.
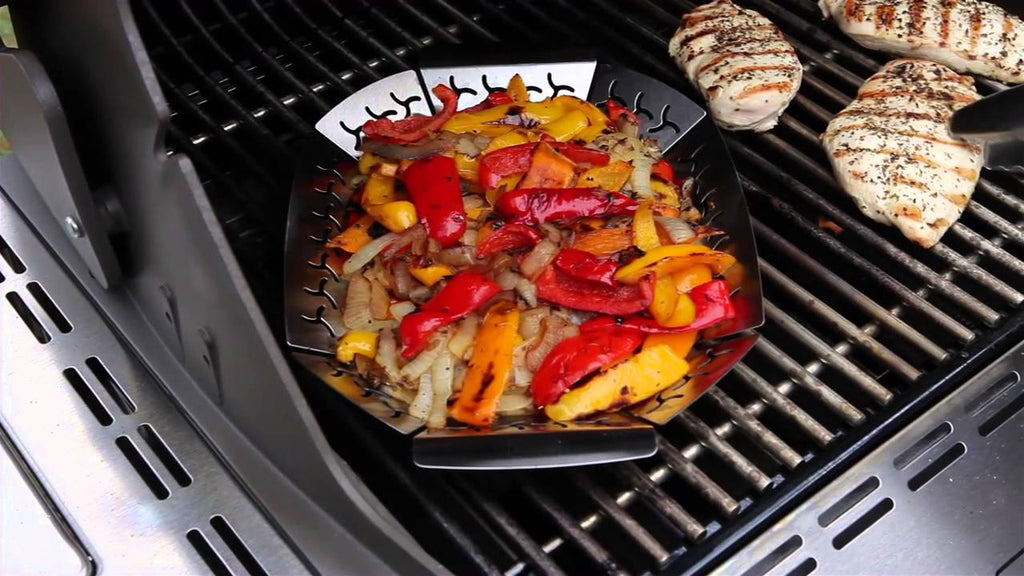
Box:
(0, 48, 122, 288)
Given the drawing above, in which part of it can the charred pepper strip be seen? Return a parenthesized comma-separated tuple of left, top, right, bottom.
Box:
(496, 187, 638, 224)
(579, 279, 735, 334)
(605, 99, 639, 125)
(652, 159, 675, 182)
(402, 155, 467, 247)
(399, 271, 500, 358)
(461, 91, 515, 114)
(552, 248, 619, 286)
(476, 222, 543, 258)
(531, 327, 644, 407)
(361, 84, 459, 143)
(536, 266, 653, 315)
(449, 301, 520, 426)
(478, 143, 610, 188)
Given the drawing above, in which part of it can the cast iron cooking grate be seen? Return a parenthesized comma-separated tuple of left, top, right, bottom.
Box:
(131, 0, 1024, 573)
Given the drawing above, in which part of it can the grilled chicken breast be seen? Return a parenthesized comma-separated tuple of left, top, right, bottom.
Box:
(668, 0, 802, 131)
(819, 0, 1024, 84)
(823, 59, 982, 248)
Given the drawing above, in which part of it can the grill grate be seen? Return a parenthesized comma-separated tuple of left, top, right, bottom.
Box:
(130, 0, 1024, 573)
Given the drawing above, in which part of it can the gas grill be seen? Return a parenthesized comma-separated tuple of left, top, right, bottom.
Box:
(1, 0, 1022, 575)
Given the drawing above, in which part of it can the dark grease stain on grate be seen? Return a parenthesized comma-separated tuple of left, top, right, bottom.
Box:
(129, 0, 1024, 573)
(62, 367, 114, 427)
(5, 291, 51, 344)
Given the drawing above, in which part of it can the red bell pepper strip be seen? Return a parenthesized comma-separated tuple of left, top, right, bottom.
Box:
(361, 84, 459, 144)
(462, 91, 515, 114)
(399, 271, 500, 358)
(478, 143, 610, 188)
(476, 222, 543, 258)
(496, 187, 638, 224)
(536, 266, 653, 315)
(580, 279, 735, 334)
(652, 159, 675, 182)
(553, 248, 619, 287)
(531, 327, 644, 407)
(605, 99, 639, 125)
(402, 155, 467, 247)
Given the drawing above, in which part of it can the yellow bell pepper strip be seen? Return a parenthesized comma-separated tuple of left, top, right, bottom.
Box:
(571, 227, 634, 256)
(552, 95, 612, 142)
(366, 201, 418, 233)
(485, 174, 522, 206)
(632, 202, 661, 252)
(408, 263, 454, 287)
(580, 280, 735, 334)
(520, 142, 576, 189)
(651, 179, 680, 206)
(542, 109, 589, 141)
(663, 293, 696, 327)
(614, 244, 735, 284)
(362, 171, 398, 206)
(454, 153, 479, 181)
(673, 264, 714, 293)
(644, 331, 697, 360)
(443, 102, 566, 135)
(507, 74, 529, 103)
(359, 152, 394, 175)
(544, 344, 690, 422)
(327, 214, 375, 253)
(449, 301, 520, 427)
(649, 273, 679, 325)
(336, 331, 379, 363)
(482, 129, 530, 155)
(578, 160, 633, 191)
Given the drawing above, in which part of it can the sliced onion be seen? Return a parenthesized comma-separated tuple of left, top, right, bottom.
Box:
(375, 329, 402, 382)
(518, 306, 549, 340)
(361, 131, 459, 160)
(369, 279, 390, 320)
(392, 260, 413, 298)
(618, 114, 640, 138)
(629, 155, 654, 199)
(526, 314, 572, 372)
(409, 285, 432, 304)
(447, 315, 479, 360)
(343, 275, 372, 330)
(519, 239, 558, 280)
(497, 393, 534, 414)
(389, 301, 416, 321)
(539, 222, 563, 244)
(515, 277, 538, 307)
(438, 246, 477, 267)
(512, 337, 535, 387)
(464, 195, 486, 210)
(400, 337, 443, 381)
(655, 216, 696, 244)
(343, 232, 398, 275)
(407, 371, 433, 419)
(427, 350, 455, 429)
(461, 229, 478, 247)
(382, 225, 425, 260)
(496, 270, 522, 291)
(488, 253, 516, 277)
(452, 360, 468, 393)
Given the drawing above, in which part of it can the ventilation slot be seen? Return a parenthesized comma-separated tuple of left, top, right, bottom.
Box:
(115, 436, 170, 500)
(996, 547, 1024, 576)
(740, 535, 802, 576)
(62, 368, 113, 426)
(6, 291, 51, 344)
(25, 282, 72, 333)
(831, 498, 894, 550)
(86, 357, 136, 415)
(786, 558, 817, 576)
(893, 422, 953, 470)
(211, 515, 269, 576)
(817, 476, 880, 527)
(138, 424, 192, 487)
(0, 234, 26, 274)
(965, 372, 1021, 416)
(907, 442, 967, 492)
(979, 392, 1024, 438)
(186, 529, 233, 576)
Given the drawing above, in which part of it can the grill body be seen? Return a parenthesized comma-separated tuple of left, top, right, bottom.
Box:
(2, 0, 1023, 574)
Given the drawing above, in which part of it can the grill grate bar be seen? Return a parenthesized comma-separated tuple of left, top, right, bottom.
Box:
(753, 219, 948, 362)
(732, 361, 838, 443)
(674, 411, 773, 492)
(655, 436, 741, 516)
(737, 151, 991, 333)
(569, 471, 671, 565)
(613, 464, 706, 541)
(275, 0, 382, 83)
(523, 483, 626, 576)
(976, 180, 1024, 216)
(965, 202, 1024, 245)
(424, 0, 499, 41)
(761, 260, 922, 383)
(311, 0, 411, 71)
(704, 387, 804, 469)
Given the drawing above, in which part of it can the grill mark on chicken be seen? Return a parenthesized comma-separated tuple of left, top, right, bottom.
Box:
(859, 88, 978, 104)
(698, 49, 794, 73)
(737, 81, 795, 98)
(891, 172, 931, 191)
(835, 108, 947, 123)
(829, 122, 977, 148)
(909, 0, 927, 35)
(833, 146, 978, 180)
(875, 5, 897, 29)
(970, 5, 984, 52)
(940, 0, 957, 46)
(714, 64, 795, 82)
(686, 32, 780, 60)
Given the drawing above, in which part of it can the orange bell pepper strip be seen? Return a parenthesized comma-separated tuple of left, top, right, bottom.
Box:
(506, 74, 529, 103)
(449, 301, 521, 427)
(326, 215, 375, 253)
(644, 331, 698, 360)
(519, 143, 576, 189)
(632, 201, 661, 252)
(673, 264, 714, 293)
(578, 160, 633, 191)
(570, 227, 633, 256)
(649, 273, 679, 325)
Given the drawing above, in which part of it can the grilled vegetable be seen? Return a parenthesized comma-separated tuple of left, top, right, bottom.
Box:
(449, 301, 521, 426)
(578, 160, 633, 191)
(478, 142, 610, 188)
(496, 187, 638, 224)
(336, 331, 379, 363)
(531, 327, 644, 407)
(614, 244, 735, 283)
(536, 266, 653, 315)
(403, 155, 467, 247)
(581, 279, 735, 332)
(552, 248, 618, 286)
(544, 344, 690, 421)
(399, 271, 499, 358)
(476, 222, 543, 258)
(362, 84, 460, 143)
(408, 263, 454, 287)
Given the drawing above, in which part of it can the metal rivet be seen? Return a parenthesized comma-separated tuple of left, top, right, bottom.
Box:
(64, 216, 83, 238)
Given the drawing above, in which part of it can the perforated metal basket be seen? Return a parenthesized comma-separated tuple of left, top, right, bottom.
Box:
(284, 54, 763, 469)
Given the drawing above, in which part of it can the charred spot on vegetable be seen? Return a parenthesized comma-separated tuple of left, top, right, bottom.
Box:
(473, 362, 497, 403)
(368, 221, 389, 238)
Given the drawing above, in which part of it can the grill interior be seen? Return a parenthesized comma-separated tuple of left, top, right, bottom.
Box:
(129, 0, 1024, 574)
